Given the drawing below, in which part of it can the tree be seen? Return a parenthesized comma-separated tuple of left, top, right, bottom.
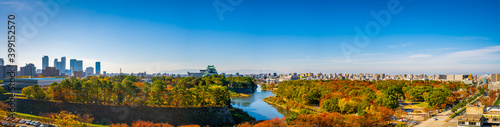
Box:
(321, 97, 340, 113)
(253, 118, 286, 127)
(49, 111, 84, 127)
(376, 86, 401, 109)
(0, 86, 6, 94)
(376, 92, 399, 109)
(209, 85, 231, 106)
(424, 87, 452, 108)
(407, 86, 431, 102)
(338, 98, 357, 114)
(147, 81, 165, 106)
(21, 84, 47, 99)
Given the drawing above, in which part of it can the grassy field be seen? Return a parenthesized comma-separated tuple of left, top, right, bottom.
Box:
(415, 102, 430, 108)
(13, 112, 108, 127)
(402, 100, 428, 110)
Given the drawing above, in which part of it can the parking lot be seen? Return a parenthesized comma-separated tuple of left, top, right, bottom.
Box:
(1, 117, 54, 127)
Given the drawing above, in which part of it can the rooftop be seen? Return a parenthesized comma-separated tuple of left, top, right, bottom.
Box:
(3, 78, 65, 83)
(458, 114, 484, 122)
(7, 78, 64, 80)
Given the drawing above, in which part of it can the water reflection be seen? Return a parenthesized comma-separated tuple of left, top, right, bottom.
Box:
(231, 85, 292, 120)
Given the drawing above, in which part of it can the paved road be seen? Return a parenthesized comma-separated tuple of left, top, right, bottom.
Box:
(416, 110, 457, 127)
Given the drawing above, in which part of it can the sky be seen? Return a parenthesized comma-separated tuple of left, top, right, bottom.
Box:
(0, 0, 499, 75)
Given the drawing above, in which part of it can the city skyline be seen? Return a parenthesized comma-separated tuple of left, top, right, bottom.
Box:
(0, 0, 499, 74)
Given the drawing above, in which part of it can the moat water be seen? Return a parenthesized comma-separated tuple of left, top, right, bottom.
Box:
(230, 85, 293, 120)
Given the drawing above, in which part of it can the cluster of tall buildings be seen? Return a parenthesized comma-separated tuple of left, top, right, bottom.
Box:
(41, 56, 101, 77)
(0, 56, 102, 79)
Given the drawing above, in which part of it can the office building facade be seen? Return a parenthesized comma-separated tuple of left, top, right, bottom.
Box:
(60, 57, 66, 73)
(96, 62, 101, 75)
(42, 56, 49, 70)
(19, 63, 36, 77)
(70, 59, 83, 75)
(85, 67, 94, 76)
(0, 65, 17, 80)
(42, 67, 60, 77)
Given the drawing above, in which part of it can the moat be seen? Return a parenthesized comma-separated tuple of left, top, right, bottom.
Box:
(230, 85, 293, 120)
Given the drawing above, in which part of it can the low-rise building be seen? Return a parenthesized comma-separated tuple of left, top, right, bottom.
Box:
(42, 67, 60, 77)
(458, 114, 484, 127)
(1, 78, 64, 93)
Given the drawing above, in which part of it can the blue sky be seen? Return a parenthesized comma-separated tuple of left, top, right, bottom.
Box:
(1, 0, 499, 75)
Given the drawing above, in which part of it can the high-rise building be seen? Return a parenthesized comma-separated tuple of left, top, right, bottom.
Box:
(60, 57, 66, 73)
(54, 58, 59, 70)
(85, 67, 94, 76)
(0, 58, 4, 66)
(42, 56, 49, 70)
(76, 61, 82, 71)
(53, 57, 67, 74)
(20, 63, 36, 77)
(95, 62, 101, 75)
(70, 59, 76, 73)
(70, 59, 83, 75)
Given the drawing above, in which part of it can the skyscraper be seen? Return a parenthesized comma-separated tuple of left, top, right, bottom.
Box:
(70, 59, 76, 73)
(0, 58, 3, 66)
(61, 57, 66, 73)
(76, 60, 83, 72)
(42, 56, 49, 70)
(70, 59, 84, 75)
(96, 62, 101, 75)
(54, 58, 59, 70)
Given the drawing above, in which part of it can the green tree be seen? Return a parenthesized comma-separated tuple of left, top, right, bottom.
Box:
(0, 86, 6, 94)
(407, 86, 432, 102)
(376, 86, 402, 109)
(21, 84, 46, 99)
(321, 97, 340, 112)
(148, 81, 165, 106)
(424, 87, 452, 107)
(209, 85, 230, 106)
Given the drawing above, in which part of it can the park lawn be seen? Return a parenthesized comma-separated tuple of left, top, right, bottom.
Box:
(14, 112, 108, 127)
(401, 100, 426, 109)
(415, 102, 430, 108)
(494, 100, 500, 106)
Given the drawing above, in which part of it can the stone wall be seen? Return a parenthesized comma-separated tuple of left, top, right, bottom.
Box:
(14, 98, 235, 126)
(230, 84, 258, 93)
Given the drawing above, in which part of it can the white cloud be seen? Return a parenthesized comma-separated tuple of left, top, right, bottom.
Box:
(408, 54, 431, 58)
(446, 46, 500, 58)
(388, 42, 411, 48)
(334, 46, 497, 72)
